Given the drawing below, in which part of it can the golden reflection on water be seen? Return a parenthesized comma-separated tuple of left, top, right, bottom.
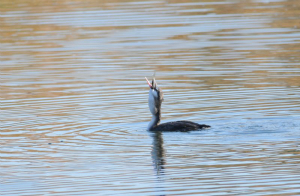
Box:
(1, 0, 300, 195)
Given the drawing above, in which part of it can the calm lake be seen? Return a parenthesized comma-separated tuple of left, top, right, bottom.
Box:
(1, 0, 300, 195)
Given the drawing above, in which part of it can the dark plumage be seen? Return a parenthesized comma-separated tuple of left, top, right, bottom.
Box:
(145, 77, 210, 132)
(150, 120, 210, 132)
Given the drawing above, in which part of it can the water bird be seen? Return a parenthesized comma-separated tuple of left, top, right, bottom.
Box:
(145, 77, 210, 132)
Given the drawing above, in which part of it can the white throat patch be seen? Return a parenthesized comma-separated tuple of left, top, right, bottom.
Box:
(148, 89, 158, 115)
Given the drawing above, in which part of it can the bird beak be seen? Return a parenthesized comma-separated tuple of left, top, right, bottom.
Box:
(145, 77, 153, 89)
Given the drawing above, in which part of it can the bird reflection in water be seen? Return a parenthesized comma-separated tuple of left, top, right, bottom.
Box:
(150, 131, 166, 196)
(151, 131, 165, 175)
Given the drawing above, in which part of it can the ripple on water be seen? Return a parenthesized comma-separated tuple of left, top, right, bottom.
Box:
(1, 0, 300, 195)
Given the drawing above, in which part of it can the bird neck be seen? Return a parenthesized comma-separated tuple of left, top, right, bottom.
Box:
(148, 109, 161, 131)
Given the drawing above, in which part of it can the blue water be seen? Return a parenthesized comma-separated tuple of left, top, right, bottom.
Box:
(1, 0, 300, 195)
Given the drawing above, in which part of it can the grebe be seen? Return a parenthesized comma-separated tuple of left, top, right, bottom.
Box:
(145, 77, 210, 132)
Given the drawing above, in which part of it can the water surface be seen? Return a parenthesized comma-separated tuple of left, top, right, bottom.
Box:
(1, 0, 300, 195)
